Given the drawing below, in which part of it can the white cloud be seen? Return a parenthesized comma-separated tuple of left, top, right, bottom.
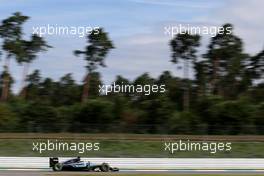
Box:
(129, 0, 220, 9)
(212, 0, 264, 54)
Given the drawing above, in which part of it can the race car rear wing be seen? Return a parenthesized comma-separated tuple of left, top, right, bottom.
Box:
(49, 157, 59, 167)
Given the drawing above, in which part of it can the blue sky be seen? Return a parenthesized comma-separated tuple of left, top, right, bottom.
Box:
(0, 0, 263, 93)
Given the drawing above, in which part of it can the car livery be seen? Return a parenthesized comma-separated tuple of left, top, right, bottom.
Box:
(49, 157, 119, 172)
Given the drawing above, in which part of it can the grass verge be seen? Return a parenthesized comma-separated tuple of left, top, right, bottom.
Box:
(0, 133, 263, 157)
(49, 174, 264, 176)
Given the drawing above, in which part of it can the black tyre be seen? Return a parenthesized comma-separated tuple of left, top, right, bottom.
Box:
(52, 163, 63, 171)
(111, 167, 119, 172)
(100, 163, 110, 172)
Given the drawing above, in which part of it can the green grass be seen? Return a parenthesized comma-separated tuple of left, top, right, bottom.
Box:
(0, 133, 264, 157)
(49, 174, 264, 176)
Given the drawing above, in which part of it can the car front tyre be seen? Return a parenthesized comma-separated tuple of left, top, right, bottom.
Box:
(100, 163, 110, 172)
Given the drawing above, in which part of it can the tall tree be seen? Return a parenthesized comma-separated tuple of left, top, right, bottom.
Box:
(170, 32, 200, 110)
(249, 49, 264, 82)
(53, 73, 81, 106)
(0, 12, 29, 101)
(25, 70, 41, 100)
(0, 69, 14, 97)
(74, 28, 114, 102)
(203, 24, 248, 98)
(194, 60, 209, 97)
(17, 34, 50, 97)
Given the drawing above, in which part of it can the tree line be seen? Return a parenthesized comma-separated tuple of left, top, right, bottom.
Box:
(0, 12, 263, 134)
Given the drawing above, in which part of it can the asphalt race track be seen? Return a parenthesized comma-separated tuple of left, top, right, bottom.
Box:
(1, 157, 264, 170)
(1, 157, 264, 175)
(2, 170, 264, 176)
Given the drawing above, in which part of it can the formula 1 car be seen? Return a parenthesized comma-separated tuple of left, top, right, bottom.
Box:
(49, 157, 119, 172)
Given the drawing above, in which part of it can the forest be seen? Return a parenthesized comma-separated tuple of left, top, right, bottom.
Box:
(0, 12, 263, 134)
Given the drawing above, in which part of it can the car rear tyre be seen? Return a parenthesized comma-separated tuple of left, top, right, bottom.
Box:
(100, 163, 110, 172)
(53, 163, 63, 171)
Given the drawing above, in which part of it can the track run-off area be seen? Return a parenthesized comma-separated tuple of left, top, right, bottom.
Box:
(0, 157, 264, 170)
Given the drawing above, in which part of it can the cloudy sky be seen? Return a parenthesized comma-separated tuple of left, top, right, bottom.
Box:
(0, 0, 263, 93)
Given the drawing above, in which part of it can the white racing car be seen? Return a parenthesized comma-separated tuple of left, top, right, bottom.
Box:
(49, 157, 119, 172)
